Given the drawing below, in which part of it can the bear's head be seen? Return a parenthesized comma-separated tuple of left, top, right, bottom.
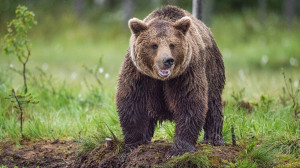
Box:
(128, 16, 192, 80)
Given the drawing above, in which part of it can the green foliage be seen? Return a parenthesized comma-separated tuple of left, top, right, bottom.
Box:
(231, 88, 245, 103)
(2, 5, 37, 60)
(226, 158, 258, 168)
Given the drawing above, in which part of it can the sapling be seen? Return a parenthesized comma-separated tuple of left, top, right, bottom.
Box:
(2, 5, 38, 139)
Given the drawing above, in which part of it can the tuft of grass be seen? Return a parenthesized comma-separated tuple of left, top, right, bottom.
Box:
(248, 145, 276, 167)
(264, 135, 300, 157)
(160, 150, 211, 168)
(226, 158, 258, 168)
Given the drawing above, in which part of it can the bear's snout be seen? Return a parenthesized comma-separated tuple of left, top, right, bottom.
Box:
(156, 55, 174, 78)
(163, 56, 174, 68)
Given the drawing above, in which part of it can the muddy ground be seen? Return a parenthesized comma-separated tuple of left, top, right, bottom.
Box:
(0, 139, 241, 168)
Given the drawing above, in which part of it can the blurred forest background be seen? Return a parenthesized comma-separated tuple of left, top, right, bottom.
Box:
(0, 0, 300, 167)
(0, 0, 299, 93)
(1, 0, 300, 86)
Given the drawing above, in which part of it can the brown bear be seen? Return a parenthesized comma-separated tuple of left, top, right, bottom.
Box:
(116, 5, 225, 158)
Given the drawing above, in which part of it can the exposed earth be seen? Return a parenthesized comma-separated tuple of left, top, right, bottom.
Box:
(0, 139, 241, 168)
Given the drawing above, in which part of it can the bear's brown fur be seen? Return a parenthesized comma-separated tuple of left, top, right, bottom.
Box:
(116, 5, 225, 157)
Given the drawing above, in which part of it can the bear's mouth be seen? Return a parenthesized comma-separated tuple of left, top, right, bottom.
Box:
(158, 69, 170, 77)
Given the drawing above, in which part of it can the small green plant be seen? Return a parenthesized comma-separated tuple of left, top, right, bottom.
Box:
(2, 5, 37, 94)
(231, 88, 245, 103)
(2, 5, 38, 139)
(281, 71, 300, 119)
(258, 94, 274, 112)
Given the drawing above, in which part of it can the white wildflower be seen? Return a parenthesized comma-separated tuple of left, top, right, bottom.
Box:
(294, 81, 299, 88)
(99, 67, 104, 73)
(9, 64, 14, 68)
(71, 72, 77, 80)
(261, 55, 268, 65)
(290, 57, 299, 67)
(105, 73, 109, 79)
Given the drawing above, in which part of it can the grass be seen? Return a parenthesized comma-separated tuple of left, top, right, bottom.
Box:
(0, 8, 300, 167)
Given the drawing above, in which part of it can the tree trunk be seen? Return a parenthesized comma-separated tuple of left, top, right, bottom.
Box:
(203, 0, 214, 25)
(284, 0, 296, 28)
(193, 0, 202, 20)
(74, 0, 85, 18)
(258, 0, 267, 24)
(123, 0, 133, 26)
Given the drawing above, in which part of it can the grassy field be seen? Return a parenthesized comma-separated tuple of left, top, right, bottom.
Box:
(0, 9, 300, 167)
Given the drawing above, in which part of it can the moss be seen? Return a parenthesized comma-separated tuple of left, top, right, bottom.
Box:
(275, 154, 300, 168)
(159, 150, 211, 168)
(278, 162, 300, 168)
(209, 155, 222, 167)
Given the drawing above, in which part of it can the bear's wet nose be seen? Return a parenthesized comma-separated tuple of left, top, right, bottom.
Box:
(163, 56, 174, 67)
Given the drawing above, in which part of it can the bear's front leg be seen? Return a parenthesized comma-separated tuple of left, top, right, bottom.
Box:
(116, 58, 156, 152)
(117, 84, 155, 152)
(164, 70, 208, 158)
(165, 101, 207, 158)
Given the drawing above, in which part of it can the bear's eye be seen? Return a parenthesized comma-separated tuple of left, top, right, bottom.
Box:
(152, 44, 158, 50)
(169, 44, 175, 50)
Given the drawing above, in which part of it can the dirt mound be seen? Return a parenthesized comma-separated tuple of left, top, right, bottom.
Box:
(0, 140, 240, 168)
(0, 139, 77, 168)
(75, 141, 240, 168)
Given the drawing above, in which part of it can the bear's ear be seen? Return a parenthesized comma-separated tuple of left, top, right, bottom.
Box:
(173, 16, 191, 35)
(128, 18, 148, 36)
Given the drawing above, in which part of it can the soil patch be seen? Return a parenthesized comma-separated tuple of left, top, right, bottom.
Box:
(74, 141, 241, 168)
(0, 140, 240, 168)
(0, 139, 77, 168)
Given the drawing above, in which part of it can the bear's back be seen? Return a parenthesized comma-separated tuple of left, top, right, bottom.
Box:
(144, 5, 187, 23)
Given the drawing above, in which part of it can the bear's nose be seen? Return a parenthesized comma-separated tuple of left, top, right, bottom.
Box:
(163, 56, 174, 67)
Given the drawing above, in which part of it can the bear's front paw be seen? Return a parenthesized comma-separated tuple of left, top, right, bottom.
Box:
(165, 147, 196, 159)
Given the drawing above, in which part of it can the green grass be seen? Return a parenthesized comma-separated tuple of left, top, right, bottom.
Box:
(160, 150, 211, 168)
(0, 10, 299, 167)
